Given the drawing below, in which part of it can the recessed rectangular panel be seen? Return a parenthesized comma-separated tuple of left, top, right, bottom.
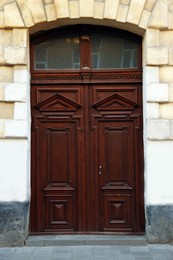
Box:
(45, 194, 74, 230)
(47, 129, 69, 183)
(103, 194, 132, 231)
(105, 128, 126, 182)
(98, 120, 134, 187)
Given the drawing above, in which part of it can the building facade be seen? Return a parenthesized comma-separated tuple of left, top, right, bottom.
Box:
(0, 0, 173, 246)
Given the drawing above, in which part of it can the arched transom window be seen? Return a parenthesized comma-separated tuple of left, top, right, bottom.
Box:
(31, 26, 141, 72)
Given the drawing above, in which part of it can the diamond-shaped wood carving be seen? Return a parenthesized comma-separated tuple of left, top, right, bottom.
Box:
(93, 93, 138, 111)
(35, 93, 81, 112)
(50, 200, 67, 224)
(45, 196, 74, 230)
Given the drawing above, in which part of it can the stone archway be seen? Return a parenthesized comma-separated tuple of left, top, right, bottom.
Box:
(1, 0, 173, 245)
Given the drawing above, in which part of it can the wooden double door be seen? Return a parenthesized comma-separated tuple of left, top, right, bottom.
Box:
(31, 81, 144, 233)
(30, 25, 144, 233)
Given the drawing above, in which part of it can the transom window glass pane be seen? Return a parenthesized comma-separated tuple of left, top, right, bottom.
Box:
(91, 33, 138, 69)
(34, 35, 80, 70)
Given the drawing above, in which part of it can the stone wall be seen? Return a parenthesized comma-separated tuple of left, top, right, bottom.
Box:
(0, 0, 173, 245)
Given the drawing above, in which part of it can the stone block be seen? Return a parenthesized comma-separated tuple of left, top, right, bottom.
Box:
(147, 119, 170, 140)
(159, 103, 173, 119)
(147, 83, 169, 102)
(80, 0, 94, 17)
(0, 202, 29, 246)
(0, 29, 12, 45)
(104, 0, 119, 19)
(160, 66, 173, 83)
(144, 0, 156, 12)
(14, 66, 28, 83)
(168, 48, 173, 65)
(54, 0, 69, 18)
(0, 120, 5, 138)
(44, 0, 53, 3)
(169, 4, 173, 12)
(0, 11, 4, 28)
(148, 1, 168, 29)
(4, 2, 24, 27)
(4, 47, 27, 65)
(146, 103, 159, 119)
(160, 31, 173, 47)
(45, 4, 57, 21)
(169, 84, 173, 102)
(0, 102, 14, 119)
(16, 0, 34, 27)
(5, 120, 27, 137)
(0, 84, 4, 100)
(146, 206, 173, 243)
(145, 29, 160, 47)
(139, 10, 151, 29)
(27, 0, 46, 23)
(0, 66, 13, 83)
(69, 0, 80, 19)
(12, 29, 28, 48)
(168, 12, 173, 29)
(94, 1, 104, 19)
(0, 1, 8, 9)
(5, 83, 27, 102)
(120, 0, 130, 4)
(14, 102, 27, 120)
(126, 0, 146, 25)
(116, 4, 128, 23)
(144, 66, 159, 84)
(0, 45, 5, 64)
(147, 47, 168, 65)
(170, 120, 173, 138)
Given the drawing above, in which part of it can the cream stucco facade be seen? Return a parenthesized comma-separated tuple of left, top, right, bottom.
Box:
(0, 0, 173, 245)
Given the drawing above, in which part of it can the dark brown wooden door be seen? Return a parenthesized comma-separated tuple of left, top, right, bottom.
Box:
(30, 26, 144, 233)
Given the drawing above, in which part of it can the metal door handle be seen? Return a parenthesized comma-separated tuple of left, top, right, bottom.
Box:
(99, 165, 102, 175)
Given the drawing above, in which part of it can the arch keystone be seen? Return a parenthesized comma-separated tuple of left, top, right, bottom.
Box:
(69, 0, 80, 18)
(94, 1, 105, 19)
(80, 0, 94, 17)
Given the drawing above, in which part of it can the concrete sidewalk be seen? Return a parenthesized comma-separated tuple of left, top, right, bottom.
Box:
(0, 244, 173, 260)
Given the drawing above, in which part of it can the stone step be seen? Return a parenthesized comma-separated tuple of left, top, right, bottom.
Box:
(26, 235, 147, 247)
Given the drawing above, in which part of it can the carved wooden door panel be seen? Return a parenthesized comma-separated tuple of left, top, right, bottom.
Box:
(31, 85, 87, 232)
(88, 84, 144, 232)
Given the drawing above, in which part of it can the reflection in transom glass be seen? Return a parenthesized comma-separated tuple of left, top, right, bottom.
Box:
(33, 30, 139, 71)
(91, 33, 138, 69)
(34, 35, 80, 70)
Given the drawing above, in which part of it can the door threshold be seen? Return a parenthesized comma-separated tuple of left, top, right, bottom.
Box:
(26, 234, 147, 247)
